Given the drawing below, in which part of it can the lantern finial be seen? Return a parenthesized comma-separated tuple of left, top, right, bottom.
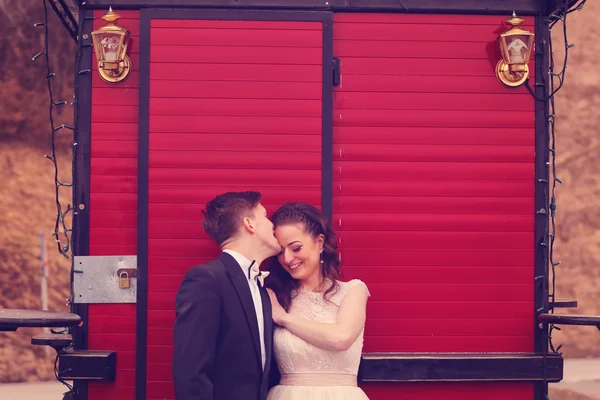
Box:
(101, 7, 122, 24)
(506, 11, 525, 28)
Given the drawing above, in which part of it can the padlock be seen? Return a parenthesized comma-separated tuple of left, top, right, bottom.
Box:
(119, 271, 130, 289)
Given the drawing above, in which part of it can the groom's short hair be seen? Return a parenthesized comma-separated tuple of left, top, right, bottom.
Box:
(202, 191, 262, 246)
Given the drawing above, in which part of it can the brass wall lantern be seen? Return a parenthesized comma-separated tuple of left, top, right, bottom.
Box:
(496, 12, 535, 87)
(91, 7, 131, 83)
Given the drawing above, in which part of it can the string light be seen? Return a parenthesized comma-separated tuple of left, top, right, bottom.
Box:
(47, 0, 78, 41)
(540, 0, 587, 356)
(526, 2, 588, 397)
(34, 0, 74, 261)
(34, 0, 92, 396)
(54, 346, 74, 394)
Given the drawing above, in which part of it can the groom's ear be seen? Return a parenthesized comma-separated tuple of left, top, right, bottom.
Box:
(242, 216, 255, 233)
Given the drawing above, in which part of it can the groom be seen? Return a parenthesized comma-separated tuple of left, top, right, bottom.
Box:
(172, 191, 282, 400)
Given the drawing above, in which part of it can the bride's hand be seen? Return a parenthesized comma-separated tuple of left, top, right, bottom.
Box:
(266, 288, 287, 326)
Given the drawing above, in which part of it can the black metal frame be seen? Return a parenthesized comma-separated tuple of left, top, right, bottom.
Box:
(137, 8, 334, 400)
(533, 1, 552, 399)
(359, 353, 563, 383)
(48, 0, 79, 41)
(321, 16, 334, 221)
(84, 0, 559, 15)
(137, 12, 151, 400)
(71, 7, 93, 400)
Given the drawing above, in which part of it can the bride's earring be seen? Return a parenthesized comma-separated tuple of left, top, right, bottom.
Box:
(320, 251, 324, 264)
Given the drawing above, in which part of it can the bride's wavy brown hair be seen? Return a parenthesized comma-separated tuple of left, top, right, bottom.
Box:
(265, 202, 340, 311)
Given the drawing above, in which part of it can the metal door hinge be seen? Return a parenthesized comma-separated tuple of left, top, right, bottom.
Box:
(333, 56, 341, 86)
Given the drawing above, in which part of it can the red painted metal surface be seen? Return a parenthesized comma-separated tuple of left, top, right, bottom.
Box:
(87, 9, 141, 400)
(145, 18, 324, 400)
(332, 13, 535, 399)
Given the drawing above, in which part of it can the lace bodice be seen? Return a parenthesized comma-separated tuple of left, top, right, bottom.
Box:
(273, 280, 369, 376)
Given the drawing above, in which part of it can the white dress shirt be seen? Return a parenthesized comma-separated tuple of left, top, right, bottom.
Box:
(222, 249, 266, 370)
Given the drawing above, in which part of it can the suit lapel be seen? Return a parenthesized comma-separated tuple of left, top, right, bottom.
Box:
(221, 253, 262, 371)
(260, 286, 273, 374)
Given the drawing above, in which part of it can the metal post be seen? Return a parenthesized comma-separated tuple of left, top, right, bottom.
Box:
(40, 231, 50, 357)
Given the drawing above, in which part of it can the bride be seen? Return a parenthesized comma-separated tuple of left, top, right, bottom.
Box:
(265, 202, 370, 400)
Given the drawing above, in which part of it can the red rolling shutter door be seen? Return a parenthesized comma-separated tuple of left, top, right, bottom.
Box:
(333, 13, 536, 400)
(145, 19, 324, 399)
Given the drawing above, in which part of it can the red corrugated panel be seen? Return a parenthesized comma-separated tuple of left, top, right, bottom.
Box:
(89, 177, 138, 194)
(334, 13, 535, 26)
(335, 92, 533, 111)
(150, 133, 322, 151)
(150, 98, 321, 116)
(336, 144, 534, 162)
(88, 10, 140, 400)
(92, 140, 138, 158)
(148, 186, 320, 205)
(149, 151, 321, 169)
(150, 63, 321, 81)
(93, 70, 139, 88)
(338, 74, 532, 94)
(149, 169, 321, 186)
(146, 19, 324, 398)
(335, 109, 533, 127)
(151, 45, 322, 64)
(332, 13, 536, 400)
(152, 20, 323, 29)
(150, 26, 322, 47)
(334, 213, 533, 231)
(92, 105, 138, 123)
(90, 193, 137, 210)
(335, 126, 534, 145)
(147, 203, 321, 222)
(93, 89, 138, 105)
(150, 81, 322, 99)
(150, 115, 321, 134)
(91, 123, 138, 141)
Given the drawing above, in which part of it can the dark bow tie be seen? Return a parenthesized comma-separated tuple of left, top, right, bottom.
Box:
(248, 260, 270, 287)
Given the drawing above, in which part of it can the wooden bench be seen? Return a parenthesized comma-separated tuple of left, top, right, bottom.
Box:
(0, 309, 81, 332)
(538, 313, 600, 331)
(31, 333, 73, 353)
(551, 298, 578, 308)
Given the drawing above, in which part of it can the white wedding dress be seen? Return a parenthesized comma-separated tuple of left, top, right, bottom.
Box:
(267, 279, 370, 400)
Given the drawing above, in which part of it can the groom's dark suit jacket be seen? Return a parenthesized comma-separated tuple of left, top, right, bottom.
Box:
(172, 252, 275, 400)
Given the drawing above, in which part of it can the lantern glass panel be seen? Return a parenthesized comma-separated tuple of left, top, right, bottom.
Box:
(506, 34, 531, 64)
(99, 32, 123, 62)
